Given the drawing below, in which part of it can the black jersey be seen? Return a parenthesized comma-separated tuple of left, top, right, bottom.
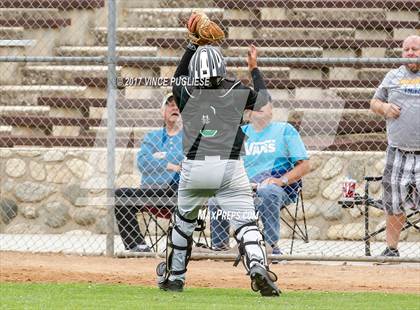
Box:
(172, 46, 270, 159)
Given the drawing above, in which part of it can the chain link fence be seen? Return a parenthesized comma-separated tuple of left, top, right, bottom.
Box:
(0, 0, 419, 261)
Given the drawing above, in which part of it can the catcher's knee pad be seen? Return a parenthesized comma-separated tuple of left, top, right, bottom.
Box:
(157, 210, 196, 283)
(233, 222, 268, 273)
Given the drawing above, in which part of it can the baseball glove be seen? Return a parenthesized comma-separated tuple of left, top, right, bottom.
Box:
(186, 11, 225, 46)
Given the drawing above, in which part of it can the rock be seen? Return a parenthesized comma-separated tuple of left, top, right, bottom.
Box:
(308, 155, 323, 172)
(282, 201, 320, 221)
(306, 225, 321, 240)
(42, 150, 65, 162)
(20, 204, 39, 219)
(29, 161, 46, 181)
(71, 207, 97, 226)
(0, 149, 12, 158)
(3, 180, 15, 192)
(342, 223, 365, 240)
(15, 181, 55, 202)
(5, 223, 45, 234)
(61, 184, 89, 206)
(66, 158, 93, 180)
(0, 198, 18, 224)
(95, 216, 119, 234)
(302, 173, 320, 199)
(349, 206, 363, 218)
(370, 206, 385, 218)
(346, 159, 365, 182)
(322, 179, 343, 201)
(5, 158, 26, 178)
(16, 150, 41, 157)
(327, 224, 345, 240)
(321, 157, 343, 180)
(90, 151, 126, 175)
(116, 174, 140, 188)
(46, 164, 73, 184)
(406, 229, 420, 242)
(321, 203, 343, 220)
(375, 221, 408, 241)
(83, 177, 107, 194)
(40, 201, 70, 228)
(375, 159, 386, 175)
(66, 150, 88, 159)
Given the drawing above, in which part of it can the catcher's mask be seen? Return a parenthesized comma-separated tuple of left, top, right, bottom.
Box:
(189, 45, 226, 87)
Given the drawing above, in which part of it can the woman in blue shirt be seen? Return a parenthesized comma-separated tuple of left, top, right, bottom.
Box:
(115, 93, 184, 252)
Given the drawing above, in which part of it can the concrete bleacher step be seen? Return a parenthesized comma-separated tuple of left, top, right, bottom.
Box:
(0, 16, 71, 29)
(0, 85, 87, 106)
(331, 88, 376, 100)
(88, 127, 154, 141)
(55, 45, 158, 57)
(21, 65, 122, 85)
(0, 0, 105, 10)
(0, 39, 35, 47)
(286, 8, 388, 21)
(224, 46, 323, 58)
(94, 27, 187, 46)
(221, 19, 419, 32)
(386, 48, 403, 58)
(233, 27, 356, 40)
(0, 126, 12, 135)
(145, 37, 402, 50)
(0, 105, 49, 116)
(228, 67, 290, 79)
(160, 0, 217, 8)
(0, 26, 23, 39)
(215, 0, 420, 11)
(124, 7, 223, 27)
(357, 68, 389, 81)
(88, 108, 163, 121)
(0, 8, 61, 19)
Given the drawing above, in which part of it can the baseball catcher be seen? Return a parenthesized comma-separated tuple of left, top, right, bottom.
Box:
(156, 12, 280, 297)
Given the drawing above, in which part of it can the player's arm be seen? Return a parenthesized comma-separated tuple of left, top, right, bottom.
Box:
(370, 98, 400, 119)
(244, 45, 270, 110)
(370, 72, 400, 119)
(137, 133, 170, 173)
(172, 43, 197, 109)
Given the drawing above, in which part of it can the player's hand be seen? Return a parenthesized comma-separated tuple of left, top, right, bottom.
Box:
(383, 103, 401, 119)
(247, 44, 257, 71)
(167, 163, 181, 172)
(261, 177, 279, 186)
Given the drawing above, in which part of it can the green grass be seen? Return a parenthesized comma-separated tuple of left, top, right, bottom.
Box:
(0, 283, 418, 310)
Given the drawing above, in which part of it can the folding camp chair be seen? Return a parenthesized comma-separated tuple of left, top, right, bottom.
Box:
(280, 188, 309, 254)
(115, 188, 209, 252)
(339, 176, 420, 256)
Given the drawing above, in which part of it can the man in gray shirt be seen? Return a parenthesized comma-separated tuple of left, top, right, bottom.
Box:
(370, 35, 420, 257)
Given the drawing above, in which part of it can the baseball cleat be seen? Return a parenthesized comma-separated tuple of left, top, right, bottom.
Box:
(250, 264, 280, 297)
(158, 279, 184, 292)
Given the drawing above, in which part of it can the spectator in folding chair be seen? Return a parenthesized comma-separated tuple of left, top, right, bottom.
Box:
(370, 35, 420, 257)
(115, 93, 183, 252)
(210, 102, 311, 257)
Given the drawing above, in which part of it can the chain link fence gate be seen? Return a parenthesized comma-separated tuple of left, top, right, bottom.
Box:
(0, 0, 419, 262)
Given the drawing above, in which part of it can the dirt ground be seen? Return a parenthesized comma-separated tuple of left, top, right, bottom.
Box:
(0, 252, 419, 293)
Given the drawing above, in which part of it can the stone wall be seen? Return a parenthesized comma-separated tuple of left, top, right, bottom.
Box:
(0, 148, 419, 243)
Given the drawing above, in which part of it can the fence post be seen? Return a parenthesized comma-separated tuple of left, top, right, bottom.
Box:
(106, 0, 117, 257)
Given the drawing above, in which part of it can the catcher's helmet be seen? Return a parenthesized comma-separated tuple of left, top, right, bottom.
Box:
(188, 45, 226, 82)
